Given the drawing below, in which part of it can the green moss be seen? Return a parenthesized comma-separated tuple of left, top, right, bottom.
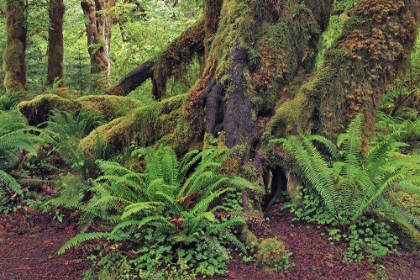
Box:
(80, 94, 189, 154)
(18, 94, 81, 125)
(256, 238, 292, 273)
(153, 19, 205, 99)
(77, 95, 143, 122)
(266, 89, 310, 139)
(388, 217, 420, 252)
(240, 227, 260, 248)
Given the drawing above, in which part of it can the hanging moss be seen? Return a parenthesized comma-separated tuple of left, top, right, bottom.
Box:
(265, 0, 419, 149)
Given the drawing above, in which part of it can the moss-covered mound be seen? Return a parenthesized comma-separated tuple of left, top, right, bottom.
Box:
(18, 94, 142, 126)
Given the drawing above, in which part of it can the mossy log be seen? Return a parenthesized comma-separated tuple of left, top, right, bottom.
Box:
(79, 94, 194, 154)
(18, 94, 142, 126)
(105, 60, 154, 96)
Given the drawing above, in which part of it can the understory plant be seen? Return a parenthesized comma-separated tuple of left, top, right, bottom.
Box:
(59, 145, 257, 277)
(271, 114, 420, 261)
(44, 109, 104, 177)
(0, 109, 45, 210)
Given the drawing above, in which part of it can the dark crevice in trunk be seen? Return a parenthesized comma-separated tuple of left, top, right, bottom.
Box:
(223, 41, 256, 148)
(263, 166, 287, 211)
(200, 77, 224, 136)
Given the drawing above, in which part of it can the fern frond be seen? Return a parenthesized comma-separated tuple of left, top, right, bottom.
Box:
(161, 146, 179, 185)
(155, 190, 183, 213)
(121, 202, 164, 220)
(365, 140, 408, 179)
(307, 134, 341, 161)
(200, 235, 230, 261)
(397, 181, 420, 196)
(0, 129, 44, 155)
(132, 147, 163, 181)
(186, 172, 223, 196)
(192, 188, 234, 215)
(177, 149, 200, 182)
(57, 232, 110, 255)
(337, 114, 363, 166)
(220, 230, 248, 253)
(0, 170, 22, 195)
(210, 217, 246, 234)
(111, 216, 175, 234)
(284, 136, 339, 216)
(361, 170, 407, 212)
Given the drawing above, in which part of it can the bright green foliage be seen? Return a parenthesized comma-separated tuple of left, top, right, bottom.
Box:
(45, 109, 103, 176)
(0, 109, 45, 206)
(273, 114, 420, 260)
(375, 112, 420, 144)
(256, 238, 292, 273)
(58, 145, 257, 277)
(0, 93, 18, 111)
(272, 114, 420, 226)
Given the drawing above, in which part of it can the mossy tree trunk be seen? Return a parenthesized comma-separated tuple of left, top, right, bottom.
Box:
(81, 0, 116, 91)
(2, 0, 27, 98)
(154, 0, 419, 186)
(19, 0, 420, 185)
(47, 0, 65, 87)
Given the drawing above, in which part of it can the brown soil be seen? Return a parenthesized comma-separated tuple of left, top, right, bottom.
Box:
(0, 202, 419, 280)
(0, 208, 88, 280)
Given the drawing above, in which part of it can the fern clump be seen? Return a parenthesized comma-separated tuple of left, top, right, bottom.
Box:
(272, 114, 420, 260)
(0, 110, 46, 209)
(44, 109, 104, 177)
(58, 145, 257, 277)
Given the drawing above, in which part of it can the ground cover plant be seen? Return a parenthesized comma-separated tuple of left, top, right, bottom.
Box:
(57, 145, 262, 278)
(272, 114, 420, 261)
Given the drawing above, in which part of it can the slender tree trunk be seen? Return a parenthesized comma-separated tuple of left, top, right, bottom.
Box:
(47, 0, 65, 87)
(2, 0, 27, 98)
(81, 0, 115, 90)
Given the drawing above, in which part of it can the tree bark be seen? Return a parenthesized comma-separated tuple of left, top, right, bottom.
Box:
(81, 0, 115, 90)
(2, 0, 27, 98)
(152, 18, 205, 100)
(106, 60, 153, 96)
(47, 0, 66, 87)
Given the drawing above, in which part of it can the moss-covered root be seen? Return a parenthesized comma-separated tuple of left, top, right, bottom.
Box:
(17, 94, 142, 126)
(256, 237, 292, 273)
(79, 94, 189, 154)
(18, 94, 81, 126)
(389, 218, 420, 252)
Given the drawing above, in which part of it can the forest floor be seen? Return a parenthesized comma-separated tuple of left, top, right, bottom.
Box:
(0, 201, 419, 280)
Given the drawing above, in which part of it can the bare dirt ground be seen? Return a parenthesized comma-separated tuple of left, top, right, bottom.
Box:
(0, 202, 419, 280)
(0, 208, 88, 280)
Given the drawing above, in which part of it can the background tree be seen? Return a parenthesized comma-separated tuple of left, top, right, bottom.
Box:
(2, 0, 28, 98)
(81, 0, 116, 90)
(47, 0, 65, 87)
